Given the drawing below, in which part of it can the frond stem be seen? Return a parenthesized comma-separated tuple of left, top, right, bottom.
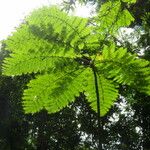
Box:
(91, 64, 103, 150)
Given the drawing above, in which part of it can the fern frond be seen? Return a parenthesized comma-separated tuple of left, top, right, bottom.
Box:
(26, 6, 91, 52)
(3, 44, 78, 75)
(84, 68, 119, 116)
(23, 68, 87, 113)
(2, 5, 150, 117)
(2, 6, 91, 76)
(95, 1, 134, 36)
(96, 44, 150, 95)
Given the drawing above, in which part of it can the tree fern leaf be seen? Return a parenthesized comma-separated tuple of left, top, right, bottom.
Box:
(2, 6, 91, 76)
(26, 6, 91, 53)
(95, 1, 134, 36)
(2, 47, 79, 75)
(23, 68, 87, 114)
(2, 5, 150, 117)
(84, 68, 119, 116)
(96, 44, 150, 94)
